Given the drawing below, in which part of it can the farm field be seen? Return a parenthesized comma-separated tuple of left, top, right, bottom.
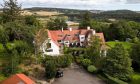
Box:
(22, 10, 63, 16)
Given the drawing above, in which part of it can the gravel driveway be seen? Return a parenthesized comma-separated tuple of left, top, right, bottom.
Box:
(53, 63, 105, 84)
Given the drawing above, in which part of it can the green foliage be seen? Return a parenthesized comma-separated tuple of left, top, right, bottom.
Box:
(79, 12, 92, 28)
(81, 59, 91, 68)
(87, 65, 97, 73)
(130, 73, 140, 84)
(85, 36, 102, 67)
(108, 20, 138, 41)
(75, 55, 84, 64)
(131, 42, 140, 72)
(1, 0, 22, 23)
(25, 15, 42, 28)
(45, 60, 57, 79)
(103, 73, 128, 84)
(103, 44, 133, 81)
(0, 26, 8, 45)
(43, 55, 73, 68)
(0, 74, 7, 82)
(3, 21, 34, 44)
(47, 17, 68, 30)
(57, 55, 73, 68)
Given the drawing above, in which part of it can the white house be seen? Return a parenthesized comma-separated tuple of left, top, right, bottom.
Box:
(40, 27, 106, 56)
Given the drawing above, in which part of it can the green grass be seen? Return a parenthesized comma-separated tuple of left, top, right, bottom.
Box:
(106, 41, 133, 49)
(131, 73, 140, 84)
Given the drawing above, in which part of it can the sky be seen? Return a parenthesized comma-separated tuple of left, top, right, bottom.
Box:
(0, 0, 140, 11)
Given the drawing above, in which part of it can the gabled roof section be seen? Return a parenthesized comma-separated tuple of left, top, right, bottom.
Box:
(1, 74, 35, 84)
(96, 33, 105, 44)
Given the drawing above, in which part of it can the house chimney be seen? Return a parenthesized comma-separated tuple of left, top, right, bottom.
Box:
(93, 30, 96, 35)
(69, 28, 72, 31)
(87, 26, 90, 30)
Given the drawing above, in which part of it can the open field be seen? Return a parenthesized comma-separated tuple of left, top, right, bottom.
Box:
(22, 10, 63, 16)
(106, 41, 133, 49)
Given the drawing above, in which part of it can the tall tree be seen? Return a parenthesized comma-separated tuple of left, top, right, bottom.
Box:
(79, 12, 92, 29)
(85, 36, 102, 67)
(131, 41, 140, 72)
(103, 44, 133, 81)
(1, 0, 22, 23)
(47, 17, 67, 30)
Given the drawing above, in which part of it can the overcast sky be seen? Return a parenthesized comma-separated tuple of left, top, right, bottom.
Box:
(0, 0, 140, 11)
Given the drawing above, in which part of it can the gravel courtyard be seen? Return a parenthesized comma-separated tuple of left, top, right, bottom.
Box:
(53, 64, 105, 84)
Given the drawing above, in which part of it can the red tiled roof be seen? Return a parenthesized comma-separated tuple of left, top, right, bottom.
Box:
(47, 29, 105, 46)
(1, 74, 35, 84)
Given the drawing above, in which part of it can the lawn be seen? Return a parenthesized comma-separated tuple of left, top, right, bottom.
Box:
(106, 41, 133, 49)
(131, 73, 140, 84)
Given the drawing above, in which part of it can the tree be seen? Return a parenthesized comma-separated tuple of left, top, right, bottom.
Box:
(3, 21, 34, 44)
(1, 0, 22, 23)
(85, 36, 102, 66)
(103, 44, 133, 81)
(131, 41, 140, 72)
(47, 17, 67, 30)
(79, 12, 92, 29)
(25, 15, 41, 28)
(108, 21, 138, 41)
(0, 25, 8, 46)
(45, 61, 57, 79)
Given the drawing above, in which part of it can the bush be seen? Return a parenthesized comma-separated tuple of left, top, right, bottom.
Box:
(44, 54, 73, 68)
(75, 55, 84, 64)
(81, 59, 92, 68)
(45, 61, 57, 79)
(87, 65, 97, 73)
(56, 54, 73, 68)
(102, 73, 128, 84)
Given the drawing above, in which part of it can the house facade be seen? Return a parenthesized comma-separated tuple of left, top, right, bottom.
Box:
(40, 27, 105, 56)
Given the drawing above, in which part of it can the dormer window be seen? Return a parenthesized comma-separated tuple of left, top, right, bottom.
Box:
(58, 35, 63, 37)
(67, 35, 71, 36)
(57, 40, 62, 43)
(81, 37, 85, 39)
(75, 34, 78, 36)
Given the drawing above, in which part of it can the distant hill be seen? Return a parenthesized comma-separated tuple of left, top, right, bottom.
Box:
(100, 10, 137, 14)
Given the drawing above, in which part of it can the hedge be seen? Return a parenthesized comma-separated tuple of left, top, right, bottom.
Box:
(102, 73, 128, 84)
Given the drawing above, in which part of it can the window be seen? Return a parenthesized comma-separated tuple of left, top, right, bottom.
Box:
(46, 49, 53, 52)
(47, 43, 51, 48)
(57, 40, 62, 43)
(67, 35, 71, 36)
(81, 37, 84, 39)
(75, 34, 78, 36)
(65, 41, 69, 44)
(58, 35, 63, 37)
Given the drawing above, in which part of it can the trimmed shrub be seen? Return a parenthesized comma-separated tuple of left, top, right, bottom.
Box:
(102, 73, 128, 84)
(87, 65, 97, 73)
(81, 59, 92, 68)
(57, 54, 73, 68)
(75, 55, 84, 64)
(45, 61, 57, 79)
